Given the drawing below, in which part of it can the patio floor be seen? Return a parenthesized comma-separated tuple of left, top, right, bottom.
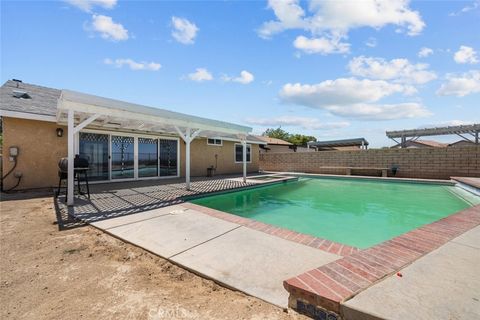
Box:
(55, 175, 260, 225)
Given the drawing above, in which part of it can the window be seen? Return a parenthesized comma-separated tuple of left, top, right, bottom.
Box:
(207, 138, 222, 146)
(235, 143, 251, 163)
(12, 90, 31, 99)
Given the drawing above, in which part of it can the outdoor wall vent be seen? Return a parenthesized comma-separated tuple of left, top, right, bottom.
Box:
(12, 90, 32, 99)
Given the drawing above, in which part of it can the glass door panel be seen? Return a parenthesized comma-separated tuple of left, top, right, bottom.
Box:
(79, 132, 109, 181)
(159, 139, 178, 176)
(111, 135, 134, 179)
(138, 137, 158, 177)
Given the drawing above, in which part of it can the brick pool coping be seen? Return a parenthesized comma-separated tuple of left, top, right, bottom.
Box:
(283, 204, 480, 316)
(451, 176, 480, 189)
(181, 202, 360, 257)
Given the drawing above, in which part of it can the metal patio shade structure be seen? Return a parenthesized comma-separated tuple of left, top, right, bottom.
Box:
(56, 90, 253, 206)
(386, 124, 480, 148)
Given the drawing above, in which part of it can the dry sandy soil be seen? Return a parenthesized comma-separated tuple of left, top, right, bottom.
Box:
(0, 194, 308, 320)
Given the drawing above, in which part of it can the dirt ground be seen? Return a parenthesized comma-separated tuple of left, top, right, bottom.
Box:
(0, 195, 308, 320)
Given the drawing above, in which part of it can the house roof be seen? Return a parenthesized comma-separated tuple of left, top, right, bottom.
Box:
(0, 79, 262, 141)
(448, 140, 476, 146)
(392, 139, 449, 148)
(253, 135, 293, 145)
(0, 80, 60, 117)
(411, 140, 449, 147)
(308, 137, 369, 148)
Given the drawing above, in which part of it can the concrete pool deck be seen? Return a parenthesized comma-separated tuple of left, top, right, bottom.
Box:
(342, 225, 480, 320)
(91, 204, 341, 307)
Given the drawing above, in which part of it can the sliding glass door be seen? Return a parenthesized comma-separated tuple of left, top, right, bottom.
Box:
(79, 132, 109, 181)
(111, 135, 134, 180)
(79, 131, 179, 181)
(160, 139, 178, 176)
(138, 137, 159, 177)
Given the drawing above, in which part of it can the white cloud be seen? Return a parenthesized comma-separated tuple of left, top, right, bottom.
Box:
(449, 0, 480, 16)
(104, 58, 161, 71)
(171, 16, 198, 45)
(280, 78, 412, 107)
(245, 116, 350, 130)
(258, 0, 307, 39)
(258, 0, 425, 54)
(454, 46, 479, 64)
(348, 56, 437, 84)
(325, 103, 431, 120)
(90, 14, 128, 41)
(365, 37, 377, 48)
(67, 0, 117, 12)
(222, 70, 255, 84)
(418, 47, 433, 58)
(436, 70, 480, 97)
(279, 78, 431, 120)
(293, 35, 350, 55)
(187, 68, 213, 82)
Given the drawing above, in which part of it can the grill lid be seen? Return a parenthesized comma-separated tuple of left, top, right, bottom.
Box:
(58, 155, 89, 172)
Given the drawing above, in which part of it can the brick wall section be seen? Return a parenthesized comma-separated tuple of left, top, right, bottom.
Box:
(259, 146, 480, 180)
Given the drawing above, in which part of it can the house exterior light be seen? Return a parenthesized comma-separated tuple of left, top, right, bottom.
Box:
(56, 128, 64, 137)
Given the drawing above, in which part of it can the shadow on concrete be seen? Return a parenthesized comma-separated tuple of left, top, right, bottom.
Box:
(52, 175, 258, 230)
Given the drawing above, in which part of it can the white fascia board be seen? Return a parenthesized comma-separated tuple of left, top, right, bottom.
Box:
(0, 110, 57, 122)
(208, 136, 267, 145)
(59, 90, 252, 135)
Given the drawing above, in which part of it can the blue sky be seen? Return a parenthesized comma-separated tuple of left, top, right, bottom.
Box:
(1, 0, 479, 147)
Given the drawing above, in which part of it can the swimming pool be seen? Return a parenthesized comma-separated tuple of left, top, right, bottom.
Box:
(190, 177, 479, 249)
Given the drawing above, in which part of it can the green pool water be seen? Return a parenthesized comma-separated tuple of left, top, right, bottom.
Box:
(190, 177, 479, 249)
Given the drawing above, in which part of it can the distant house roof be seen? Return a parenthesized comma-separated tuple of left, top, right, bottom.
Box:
(392, 139, 449, 148)
(254, 135, 293, 145)
(308, 138, 369, 148)
(412, 140, 449, 147)
(0, 80, 60, 118)
(448, 140, 476, 147)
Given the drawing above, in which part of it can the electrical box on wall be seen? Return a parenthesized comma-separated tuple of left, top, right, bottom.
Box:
(9, 146, 19, 161)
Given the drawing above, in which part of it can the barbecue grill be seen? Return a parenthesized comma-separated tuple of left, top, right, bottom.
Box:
(56, 155, 90, 200)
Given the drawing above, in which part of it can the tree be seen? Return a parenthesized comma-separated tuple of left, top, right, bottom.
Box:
(288, 134, 317, 145)
(262, 127, 290, 141)
(262, 127, 317, 146)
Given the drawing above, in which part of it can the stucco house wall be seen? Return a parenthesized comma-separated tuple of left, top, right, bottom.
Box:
(184, 138, 259, 177)
(1, 117, 259, 190)
(2, 117, 68, 190)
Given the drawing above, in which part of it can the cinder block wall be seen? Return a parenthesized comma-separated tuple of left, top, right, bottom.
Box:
(259, 146, 480, 180)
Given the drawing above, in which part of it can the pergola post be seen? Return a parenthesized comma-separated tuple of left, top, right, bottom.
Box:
(67, 111, 101, 206)
(185, 128, 191, 189)
(241, 136, 247, 183)
(67, 109, 75, 206)
(175, 126, 201, 190)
